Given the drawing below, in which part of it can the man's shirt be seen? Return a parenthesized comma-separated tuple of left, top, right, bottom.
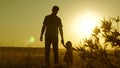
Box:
(43, 14, 62, 38)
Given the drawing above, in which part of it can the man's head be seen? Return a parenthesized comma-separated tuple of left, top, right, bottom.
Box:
(52, 6, 59, 15)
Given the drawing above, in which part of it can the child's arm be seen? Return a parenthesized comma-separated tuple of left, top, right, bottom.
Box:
(72, 47, 77, 51)
(61, 41, 66, 48)
(63, 44, 67, 49)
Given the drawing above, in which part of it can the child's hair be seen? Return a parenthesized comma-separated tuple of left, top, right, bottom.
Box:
(66, 41, 72, 49)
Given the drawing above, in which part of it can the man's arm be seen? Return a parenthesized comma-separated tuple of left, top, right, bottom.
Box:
(59, 27, 64, 45)
(40, 24, 46, 41)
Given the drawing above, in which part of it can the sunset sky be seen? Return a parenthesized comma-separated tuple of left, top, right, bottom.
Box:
(0, 0, 120, 47)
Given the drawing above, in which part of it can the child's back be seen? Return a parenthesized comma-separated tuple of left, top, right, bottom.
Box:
(63, 41, 73, 68)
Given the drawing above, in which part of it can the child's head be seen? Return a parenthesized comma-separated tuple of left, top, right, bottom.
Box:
(66, 41, 72, 48)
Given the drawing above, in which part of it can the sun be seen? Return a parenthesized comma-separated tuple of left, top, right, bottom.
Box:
(72, 11, 99, 39)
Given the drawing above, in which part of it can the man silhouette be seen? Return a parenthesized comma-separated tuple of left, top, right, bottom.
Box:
(40, 6, 64, 67)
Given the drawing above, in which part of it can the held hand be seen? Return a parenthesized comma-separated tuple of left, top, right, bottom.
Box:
(40, 36, 43, 41)
(61, 39, 64, 45)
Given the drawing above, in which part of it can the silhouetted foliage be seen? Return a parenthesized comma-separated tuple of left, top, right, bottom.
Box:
(77, 16, 120, 68)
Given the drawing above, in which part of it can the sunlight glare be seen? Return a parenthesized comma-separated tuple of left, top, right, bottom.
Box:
(29, 37, 35, 43)
(73, 11, 99, 39)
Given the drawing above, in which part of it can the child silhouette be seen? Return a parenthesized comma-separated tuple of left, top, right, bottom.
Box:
(62, 41, 76, 68)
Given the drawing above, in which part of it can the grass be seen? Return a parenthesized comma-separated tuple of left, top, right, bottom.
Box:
(0, 47, 119, 68)
(0, 47, 81, 68)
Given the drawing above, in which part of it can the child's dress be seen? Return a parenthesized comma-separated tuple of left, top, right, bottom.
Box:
(64, 47, 73, 63)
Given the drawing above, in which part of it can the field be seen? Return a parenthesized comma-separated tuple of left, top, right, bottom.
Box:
(0, 47, 81, 68)
(0, 47, 119, 68)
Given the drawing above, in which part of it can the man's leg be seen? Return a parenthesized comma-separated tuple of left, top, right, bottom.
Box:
(45, 37, 51, 66)
(52, 38, 59, 64)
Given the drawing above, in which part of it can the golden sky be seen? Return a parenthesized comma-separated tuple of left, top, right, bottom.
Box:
(0, 0, 120, 47)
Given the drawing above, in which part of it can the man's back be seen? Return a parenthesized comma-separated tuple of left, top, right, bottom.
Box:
(43, 14, 62, 38)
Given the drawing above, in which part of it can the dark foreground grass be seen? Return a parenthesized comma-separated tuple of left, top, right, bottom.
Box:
(0, 47, 82, 68)
(0, 47, 119, 68)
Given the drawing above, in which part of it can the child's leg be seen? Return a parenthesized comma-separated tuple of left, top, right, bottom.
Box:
(66, 62, 69, 68)
(68, 62, 73, 68)
(65, 62, 71, 68)
(70, 62, 73, 68)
